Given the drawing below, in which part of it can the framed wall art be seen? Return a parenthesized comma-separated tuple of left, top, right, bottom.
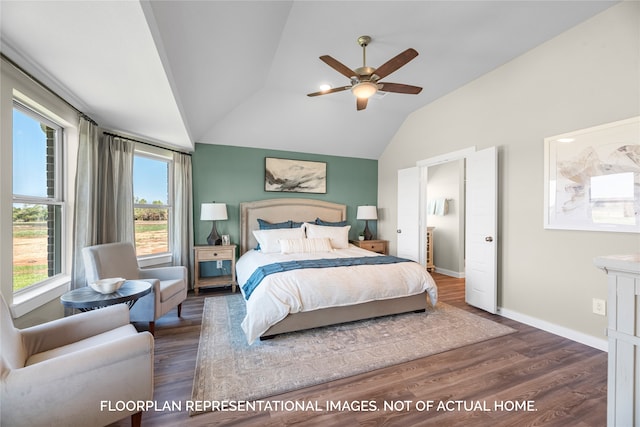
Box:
(265, 157, 327, 193)
(543, 116, 639, 233)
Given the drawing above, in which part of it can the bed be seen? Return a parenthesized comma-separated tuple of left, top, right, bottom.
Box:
(237, 198, 438, 343)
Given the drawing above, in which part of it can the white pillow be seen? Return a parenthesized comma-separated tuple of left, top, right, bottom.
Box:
(279, 237, 333, 254)
(304, 223, 351, 249)
(253, 227, 305, 253)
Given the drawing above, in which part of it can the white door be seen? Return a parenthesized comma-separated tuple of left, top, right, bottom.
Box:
(397, 167, 420, 261)
(465, 147, 498, 313)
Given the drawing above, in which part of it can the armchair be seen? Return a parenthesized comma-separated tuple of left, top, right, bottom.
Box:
(0, 295, 153, 427)
(82, 242, 188, 335)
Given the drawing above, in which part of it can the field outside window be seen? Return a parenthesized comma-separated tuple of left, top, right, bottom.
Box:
(12, 104, 63, 293)
(134, 153, 172, 256)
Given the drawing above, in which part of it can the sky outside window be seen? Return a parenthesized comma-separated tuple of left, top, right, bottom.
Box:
(13, 108, 47, 197)
(134, 155, 169, 204)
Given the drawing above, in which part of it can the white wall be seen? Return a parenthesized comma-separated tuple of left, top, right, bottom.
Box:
(378, 2, 639, 346)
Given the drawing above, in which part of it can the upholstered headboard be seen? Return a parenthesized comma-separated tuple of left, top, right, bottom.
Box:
(239, 198, 347, 255)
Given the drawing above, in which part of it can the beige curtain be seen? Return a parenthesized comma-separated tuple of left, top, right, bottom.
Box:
(171, 152, 194, 288)
(71, 116, 99, 289)
(71, 125, 134, 289)
(98, 134, 135, 243)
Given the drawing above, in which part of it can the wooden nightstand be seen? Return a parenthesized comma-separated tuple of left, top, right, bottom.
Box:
(194, 245, 237, 295)
(350, 239, 388, 255)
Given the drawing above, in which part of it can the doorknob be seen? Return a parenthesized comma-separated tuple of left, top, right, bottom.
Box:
(397, 229, 402, 233)
(485, 236, 493, 242)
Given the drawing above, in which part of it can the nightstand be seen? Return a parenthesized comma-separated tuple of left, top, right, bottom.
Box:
(194, 245, 237, 295)
(350, 239, 388, 255)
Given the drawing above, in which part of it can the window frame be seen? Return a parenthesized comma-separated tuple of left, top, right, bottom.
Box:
(133, 147, 174, 265)
(12, 100, 66, 295)
(2, 57, 79, 319)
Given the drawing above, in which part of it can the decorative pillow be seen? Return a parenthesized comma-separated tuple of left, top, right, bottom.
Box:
(291, 220, 313, 228)
(304, 223, 351, 249)
(315, 217, 348, 227)
(253, 227, 305, 253)
(255, 219, 292, 249)
(279, 237, 333, 254)
(257, 218, 291, 229)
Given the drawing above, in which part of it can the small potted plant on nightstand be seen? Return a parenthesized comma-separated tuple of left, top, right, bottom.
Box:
(358, 232, 365, 241)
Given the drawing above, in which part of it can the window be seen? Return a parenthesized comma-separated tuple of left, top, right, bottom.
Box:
(133, 152, 172, 257)
(12, 102, 64, 293)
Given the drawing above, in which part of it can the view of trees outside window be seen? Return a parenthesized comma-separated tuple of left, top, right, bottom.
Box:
(12, 106, 172, 293)
(133, 154, 171, 256)
(12, 105, 63, 293)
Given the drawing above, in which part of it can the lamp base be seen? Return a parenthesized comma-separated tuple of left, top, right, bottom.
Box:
(363, 221, 374, 240)
(207, 221, 222, 246)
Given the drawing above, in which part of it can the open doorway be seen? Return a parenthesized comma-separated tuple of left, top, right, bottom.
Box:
(415, 147, 476, 275)
(424, 159, 465, 278)
(416, 146, 498, 314)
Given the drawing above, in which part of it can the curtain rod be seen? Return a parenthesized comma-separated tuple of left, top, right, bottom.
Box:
(1, 53, 99, 126)
(2, 53, 190, 156)
(103, 132, 192, 156)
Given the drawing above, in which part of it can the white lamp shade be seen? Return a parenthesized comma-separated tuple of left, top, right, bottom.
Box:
(200, 203, 228, 221)
(356, 205, 378, 220)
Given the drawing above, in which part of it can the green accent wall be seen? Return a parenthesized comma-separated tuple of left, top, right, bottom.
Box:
(192, 144, 378, 247)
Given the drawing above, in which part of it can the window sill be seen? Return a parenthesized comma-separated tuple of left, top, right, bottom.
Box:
(138, 253, 173, 268)
(11, 276, 70, 318)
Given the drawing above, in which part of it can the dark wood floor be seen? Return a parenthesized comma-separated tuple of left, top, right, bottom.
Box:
(110, 274, 607, 427)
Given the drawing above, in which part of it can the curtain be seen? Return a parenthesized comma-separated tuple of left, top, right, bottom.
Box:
(99, 134, 135, 243)
(71, 126, 135, 289)
(172, 152, 194, 288)
(71, 116, 100, 290)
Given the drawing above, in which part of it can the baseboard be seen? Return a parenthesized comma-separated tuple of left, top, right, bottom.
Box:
(497, 307, 608, 352)
(434, 267, 465, 278)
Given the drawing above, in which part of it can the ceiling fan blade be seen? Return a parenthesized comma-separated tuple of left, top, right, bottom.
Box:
(320, 55, 358, 79)
(373, 48, 419, 80)
(378, 82, 423, 94)
(356, 97, 368, 111)
(307, 86, 351, 97)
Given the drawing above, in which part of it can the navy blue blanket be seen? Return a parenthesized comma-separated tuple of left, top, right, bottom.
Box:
(242, 255, 414, 300)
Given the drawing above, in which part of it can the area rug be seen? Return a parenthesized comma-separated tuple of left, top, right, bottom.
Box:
(190, 294, 515, 415)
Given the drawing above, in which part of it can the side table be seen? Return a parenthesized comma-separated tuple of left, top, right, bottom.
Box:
(60, 280, 151, 312)
(194, 244, 237, 295)
(350, 239, 389, 255)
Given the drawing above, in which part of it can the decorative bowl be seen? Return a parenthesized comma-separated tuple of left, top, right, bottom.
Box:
(89, 278, 126, 294)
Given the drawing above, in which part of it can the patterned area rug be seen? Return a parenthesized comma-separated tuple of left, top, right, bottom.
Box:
(191, 294, 515, 415)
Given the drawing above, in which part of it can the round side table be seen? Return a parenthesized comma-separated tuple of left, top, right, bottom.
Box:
(60, 280, 151, 312)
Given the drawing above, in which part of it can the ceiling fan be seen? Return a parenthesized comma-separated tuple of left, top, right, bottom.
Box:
(307, 35, 423, 111)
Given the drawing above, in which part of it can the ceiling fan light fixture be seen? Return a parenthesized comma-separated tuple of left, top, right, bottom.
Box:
(351, 81, 378, 99)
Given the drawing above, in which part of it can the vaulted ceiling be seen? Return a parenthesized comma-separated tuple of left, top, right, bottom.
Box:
(1, 1, 617, 159)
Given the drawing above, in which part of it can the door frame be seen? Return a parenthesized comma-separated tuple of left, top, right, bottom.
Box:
(415, 146, 476, 268)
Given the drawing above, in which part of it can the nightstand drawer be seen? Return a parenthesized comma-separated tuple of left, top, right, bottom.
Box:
(361, 242, 385, 253)
(197, 248, 233, 261)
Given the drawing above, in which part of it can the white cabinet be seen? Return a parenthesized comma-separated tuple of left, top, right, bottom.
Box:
(594, 254, 640, 427)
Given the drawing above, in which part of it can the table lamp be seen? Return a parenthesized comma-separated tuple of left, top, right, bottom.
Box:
(201, 202, 228, 245)
(357, 205, 377, 240)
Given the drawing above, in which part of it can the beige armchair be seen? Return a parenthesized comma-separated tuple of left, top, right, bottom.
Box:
(82, 242, 188, 335)
(0, 295, 153, 427)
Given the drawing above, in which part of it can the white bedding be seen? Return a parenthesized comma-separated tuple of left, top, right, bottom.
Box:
(237, 244, 438, 343)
